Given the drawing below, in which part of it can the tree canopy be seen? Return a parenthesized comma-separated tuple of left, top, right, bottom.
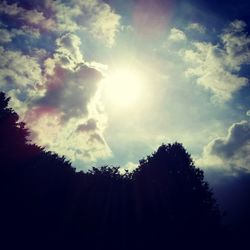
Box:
(0, 92, 236, 250)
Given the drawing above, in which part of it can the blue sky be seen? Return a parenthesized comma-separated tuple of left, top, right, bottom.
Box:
(0, 0, 250, 175)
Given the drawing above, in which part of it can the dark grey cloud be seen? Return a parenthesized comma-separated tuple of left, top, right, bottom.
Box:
(77, 118, 98, 133)
(203, 120, 250, 171)
(76, 119, 106, 147)
(35, 64, 102, 121)
(210, 121, 250, 158)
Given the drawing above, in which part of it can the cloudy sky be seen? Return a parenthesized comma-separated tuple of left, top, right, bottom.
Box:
(1, 0, 250, 176)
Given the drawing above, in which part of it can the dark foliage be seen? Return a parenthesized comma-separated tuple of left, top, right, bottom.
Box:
(0, 92, 244, 249)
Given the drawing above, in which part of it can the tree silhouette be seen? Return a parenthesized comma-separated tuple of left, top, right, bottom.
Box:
(0, 92, 75, 249)
(131, 143, 222, 248)
(0, 92, 29, 162)
(0, 91, 233, 250)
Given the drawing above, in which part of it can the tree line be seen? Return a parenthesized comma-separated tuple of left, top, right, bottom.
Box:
(0, 92, 243, 249)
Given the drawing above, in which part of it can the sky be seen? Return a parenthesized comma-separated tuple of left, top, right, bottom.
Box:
(0, 0, 250, 182)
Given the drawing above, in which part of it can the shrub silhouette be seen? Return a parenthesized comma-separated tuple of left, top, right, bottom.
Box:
(0, 92, 228, 250)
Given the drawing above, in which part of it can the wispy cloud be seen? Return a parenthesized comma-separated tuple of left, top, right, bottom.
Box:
(168, 28, 186, 41)
(187, 23, 205, 33)
(183, 20, 250, 101)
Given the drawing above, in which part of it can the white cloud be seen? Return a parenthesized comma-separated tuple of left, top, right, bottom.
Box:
(0, 24, 40, 44)
(0, 0, 121, 47)
(198, 120, 250, 171)
(25, 111, 111, 163)
(55, 33, 83, 68)
(0, 47, 44, 114)
(84, 1, 121, 47)
(46, 0, 121, 46)
(169, 28, 186, 41)
(0, 28, 15, 43)
(221, 20, 250, 69)
(184, 20, 250, 101)
(184, 42, 247, 100)
(44, 0, 81, 33)
(0, 1, 55, 30)
(187, 23, 205, 33)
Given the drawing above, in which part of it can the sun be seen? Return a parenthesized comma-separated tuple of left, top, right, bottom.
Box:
(103, 68, 145, 107)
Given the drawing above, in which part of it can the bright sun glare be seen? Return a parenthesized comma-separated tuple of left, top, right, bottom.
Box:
(103, 68, 144, 107)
